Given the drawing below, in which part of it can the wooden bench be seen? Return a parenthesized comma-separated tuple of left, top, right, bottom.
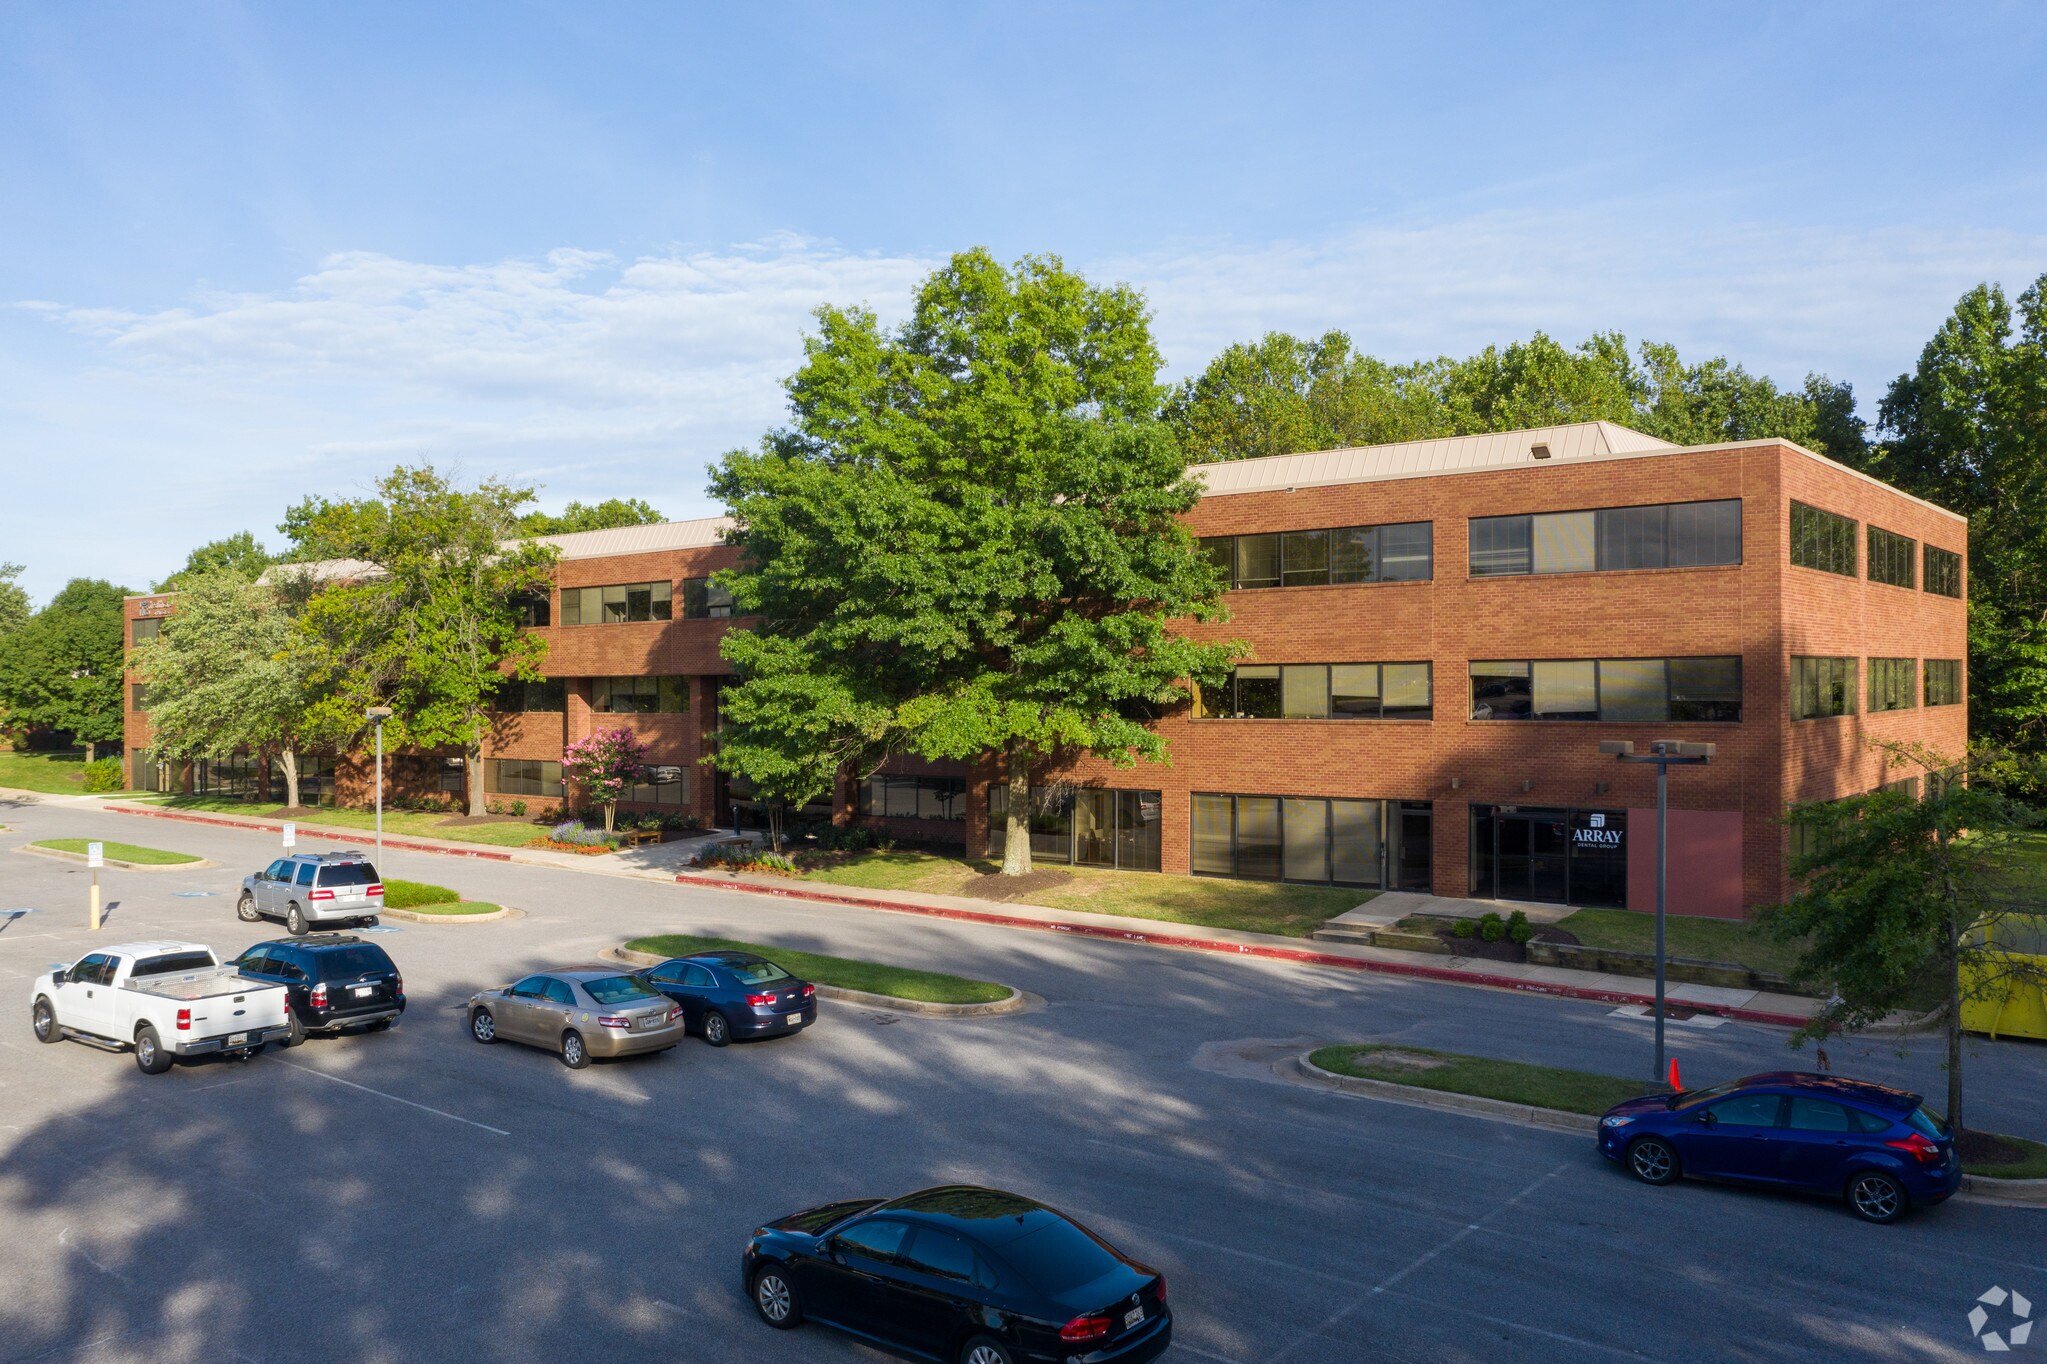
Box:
(621, 828, 664, 848)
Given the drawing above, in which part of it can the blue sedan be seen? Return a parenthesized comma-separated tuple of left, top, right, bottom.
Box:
(1598, 1071, 1962, 1223)
(634, 950, 816, 1047)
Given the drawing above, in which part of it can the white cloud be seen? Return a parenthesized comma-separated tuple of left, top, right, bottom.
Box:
(6, 214, 2044, 600)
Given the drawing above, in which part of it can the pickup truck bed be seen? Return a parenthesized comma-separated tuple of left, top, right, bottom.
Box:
(129, 967, 271, 1002)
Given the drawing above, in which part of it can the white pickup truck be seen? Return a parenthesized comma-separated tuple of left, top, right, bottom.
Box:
(29, 940, 293, 1074)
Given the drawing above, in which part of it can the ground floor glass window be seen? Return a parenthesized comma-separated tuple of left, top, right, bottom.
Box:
(989, 785, 1161, 871)
(1192, 794, 1429, 889)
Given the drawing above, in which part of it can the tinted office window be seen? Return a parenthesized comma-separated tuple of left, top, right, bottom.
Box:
(1868, 657, 1917, 712)
(860, 775, 966, 821)
(561, 582, 670, 624)
(1791, 656, 1856, 719)
(1469, 661, 1533, 719)
(1667, 500, 1743, 567)
(1330, 526, 1376, 582)
(1234, 665, 1282, 718)
(1531, 660, 1597, 720)
(1868, 527, 1916, 589)
(1198, 537, 1233, 580)
(1598, 658, 1668, 721)
(1669, 657, 1744, 722)
(1468, 516, 1532, 577)
(499, 677, 565, 712)
(1470, 501, 1739, 576)
(1532, 510, 1596, 574)
(1924, 659, 1962, 707)
(1791, 502, 1857, 576)
(1472, 657, 1742, 723)
(1235, 535, 1280, 589)
(987, 785, 1160, 870)
(1202, 522, 1431, 587)
(1233, 797, 1283, 880)
(1379, 522, 1433, 580)
(1596, 504, 1669, 571)
(1197, 663, 1432, 721)
(1191, 793, 1419, 887)
(485, 759, 564, 796)
(131, 617, 162, 644)
(682, 577, 736, 619)
(513, 593, 551, 626)
(1281, 530, 1329, 587)
(592, 676, 687, 714)
(1924, 546, 1963, 598)
(1191, 794, 1234, 875)
(1281, 664, 1327, 718)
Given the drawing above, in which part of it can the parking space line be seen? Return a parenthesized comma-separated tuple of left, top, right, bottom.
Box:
(276, 1059, 510, 1136)
(1376, 1287, 1674, 1362)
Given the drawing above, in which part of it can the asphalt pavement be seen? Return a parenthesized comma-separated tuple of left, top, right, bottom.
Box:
(1, 793, 2042, 1363)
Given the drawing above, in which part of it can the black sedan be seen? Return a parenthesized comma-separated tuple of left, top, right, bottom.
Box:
(742, 1186, 1170, 1364)
(634, 950, 815, 1046)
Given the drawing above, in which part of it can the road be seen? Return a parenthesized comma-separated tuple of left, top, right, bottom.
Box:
(1, 793, 2041, 1363)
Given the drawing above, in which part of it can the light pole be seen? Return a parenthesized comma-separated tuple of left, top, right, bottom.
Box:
(1599, 739, 1715, 1089)
(366, 707, 393, 867)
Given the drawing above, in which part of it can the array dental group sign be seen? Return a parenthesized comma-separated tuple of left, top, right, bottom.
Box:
(1572, 812, 1624, 849)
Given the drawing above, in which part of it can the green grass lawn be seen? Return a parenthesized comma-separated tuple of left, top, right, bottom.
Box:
(379, 878, 500, 914)
(1310, 1043, 1655, 1115)
(32, 838, 200, 865)
(138, 794, 552, 848)
(625, 932, 1011, 1005)
(0, 749, 132, 796)
(796, 850, 1371, 937)
(1554, 907, 1806, 980)
(1968, 1133, 2047, 1180)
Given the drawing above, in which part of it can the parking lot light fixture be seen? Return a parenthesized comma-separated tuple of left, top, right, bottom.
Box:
(1602, 739, 1715, 1088)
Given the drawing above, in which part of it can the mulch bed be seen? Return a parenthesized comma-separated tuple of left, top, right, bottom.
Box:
(1434, 923, 1580, 964)
(436, 814, 535, 827)
(1958, 1130, 2033, 1167)
(966, 868, 1078, 902)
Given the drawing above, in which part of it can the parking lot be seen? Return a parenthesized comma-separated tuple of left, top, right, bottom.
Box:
(2, 795, 2043, 1363)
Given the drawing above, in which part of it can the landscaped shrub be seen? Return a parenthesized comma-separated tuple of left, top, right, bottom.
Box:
(1479, 912, 1506, 943)
(382, 878, 461, 908)
(546, 820, 619, 849)
(1452, 918, 1478, 939)
(81, 757, 124, 793)
(696, 842, 798, 876)
(810, 824, 882, 853)
(656, 811, 699, 831)
(510, 799, 527, 816)
(1507, 910, 1534, 945)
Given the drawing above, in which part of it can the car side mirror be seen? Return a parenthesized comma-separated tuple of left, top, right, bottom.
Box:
(822, 1237, 844, 1263)
(51, 968, 67, 986)
(1695, 1110, 1716, 1126)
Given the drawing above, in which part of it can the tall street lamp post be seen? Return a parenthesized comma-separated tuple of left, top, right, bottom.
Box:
(1598, 739, 1715, 1089)
(366, 707, 394, 867)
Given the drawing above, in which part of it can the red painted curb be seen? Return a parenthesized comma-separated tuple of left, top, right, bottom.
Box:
(106, 804, 516, 862)
(670, 871, 1812, 1028)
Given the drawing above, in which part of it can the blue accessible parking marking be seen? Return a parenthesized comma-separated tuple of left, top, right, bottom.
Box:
(358, 925, 402, 934)
(172, 891, 217, 898)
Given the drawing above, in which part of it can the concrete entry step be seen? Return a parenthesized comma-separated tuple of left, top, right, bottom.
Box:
(1327, 890, 1580, 928)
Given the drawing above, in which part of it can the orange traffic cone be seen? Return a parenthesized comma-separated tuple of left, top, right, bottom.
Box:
(1668, 1057, 1682, 1091)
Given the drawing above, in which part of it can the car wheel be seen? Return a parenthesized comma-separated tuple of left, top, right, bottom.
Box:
(751, 1265, 802, 1329)
(286, 903, 308, 936)
(31, 997, 60, 1043)
(285, 1012, 307, 1048)
(960, 1335, 1015, 1364)
(1847, 1170, 1907, 1224)
(702, 1011, 732, 1047)
(236, 892, 261, 923)
(1626, 1137, 1680, 1185)
(470, 1009, 497, 1044)
(560, 1029, 590, 1069)
(134, 1024, 173, 1075)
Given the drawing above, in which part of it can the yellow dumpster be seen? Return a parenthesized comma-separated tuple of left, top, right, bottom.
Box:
(1960, 913, 2047, 1041)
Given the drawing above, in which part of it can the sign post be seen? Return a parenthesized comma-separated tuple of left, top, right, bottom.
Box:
(283, 821, 296, 850)
(87, 841, 104, 931)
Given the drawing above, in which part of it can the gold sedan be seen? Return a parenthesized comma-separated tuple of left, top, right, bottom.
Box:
(467, 970, 683, 1069)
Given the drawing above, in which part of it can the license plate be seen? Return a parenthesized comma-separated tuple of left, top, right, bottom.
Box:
(1124, 1306, 1144, 1328)
(227, 1032, 248, 1047)
(786, 1013, 802, 1025)
(352, 985, 374, 997)
(637, 1015, 661, 1030)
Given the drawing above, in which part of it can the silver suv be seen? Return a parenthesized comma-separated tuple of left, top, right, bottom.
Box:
(238, 852, 386, 936)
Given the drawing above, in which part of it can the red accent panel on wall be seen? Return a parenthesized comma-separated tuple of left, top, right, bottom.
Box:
(1625, 808, 1745, 920)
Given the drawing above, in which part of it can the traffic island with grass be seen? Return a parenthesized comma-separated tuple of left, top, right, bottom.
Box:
(624, 932, 1012, 1006)
(28, 838, 202, 867)
(380, 878, 502, 916)
(1307, 1043, 2045, 1182)
(788, 849, 1371, 938)
(130, 795, 561, 849)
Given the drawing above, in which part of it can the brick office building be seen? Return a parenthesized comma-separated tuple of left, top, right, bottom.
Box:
(124, 421, 1967, 917)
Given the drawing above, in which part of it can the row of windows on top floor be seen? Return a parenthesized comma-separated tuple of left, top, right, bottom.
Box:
(1789, 501, 1963, 597)
(512, 577, 735, 626)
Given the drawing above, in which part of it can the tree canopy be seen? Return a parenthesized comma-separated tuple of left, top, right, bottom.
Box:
(286, 464, 558, 815)
(515, 497, 666, 537)
(154, 531, 274, 591)
(0, 562, 29, 640)
(1163, 329, 1867, 465)
(711, 249, 1241, 873)
(0, 577, 130, 760)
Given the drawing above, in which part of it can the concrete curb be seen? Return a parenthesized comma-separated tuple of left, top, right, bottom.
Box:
(105, 804, 517, 861)
(670, 871, 1814, 1027)
(381, 904, 522, 925)
(1293, 1052, 1601, 1134)
(604, 945, 1029, 1017)
(16, 844, 216, 872)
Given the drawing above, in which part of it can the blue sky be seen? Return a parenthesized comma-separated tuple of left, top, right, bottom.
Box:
(3, 1, 2045, 601)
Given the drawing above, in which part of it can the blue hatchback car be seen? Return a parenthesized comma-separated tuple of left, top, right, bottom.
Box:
(634, 951, 816, 1047)
(1597, 1071, 1961, 1223)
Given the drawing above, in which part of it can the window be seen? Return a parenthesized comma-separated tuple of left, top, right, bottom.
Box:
(316, 862, 380, 886)
(497, 677, 566, 712)
(131, 683, 156, 711)
(1189, 793, 1427, 888)
(1470, 658, 1743, 723)
(582, 975, 662, 1005)
(512, 592, 551, 626)
(1470, 501, 1740, 577)
(1868, 657, 1917, 713)
(295, 863, 316, 887)
(1791, 656, 1856, 720)
(130, 617, 161, 644)
(592, 676, 687, 714)
(859, 774, 966, 821)
(1880, 775, 1921, 799)
(835, 1220, 910, 1265)
(989, 785, 1161, 871)
(681, 577, 736, 619)
(1706, 1094, 1784, 1128)
(1199, 521, 1432, 588)
(1195, 662, 1432, 720)
(1924, 659, 1962, 707)
(560, 581, 671, 625)
(622, 766, 689, 805)
(1790, 501, 1857, 576)
(1867, 526, 1916, 589)
(508, 976, 549, 998)
(1924, 545, 1962, 598)
(485, 758, 564, 797)
(1785, 1097, 1854, 1132)
(899, 1229, 977, 1282)
(542, 979, 575, 1006)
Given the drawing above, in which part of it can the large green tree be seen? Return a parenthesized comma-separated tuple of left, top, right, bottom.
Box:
(516, 497, 666, 536)
(154, 531, 275, 591)
(1164, 329, 1866, 464)
(0, 562, 29, 640)
(0, 578, 130, 761)
(131, 568, 325, 806)
(1861, 275, 2047, 768)
(286, 465, 558, 816)
(711, 249, 1241, 874)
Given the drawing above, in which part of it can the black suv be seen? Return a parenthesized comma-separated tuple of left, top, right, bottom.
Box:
(231, 936, 405, 1045)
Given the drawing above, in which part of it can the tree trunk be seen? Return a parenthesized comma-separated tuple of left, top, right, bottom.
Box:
(465, 733, 485, 817)
(768, 802, 784, 853)
(1945, 921, 1964, 1134)
(82, 741, 96, 764)
(1000, 743, 1032, 876)
(602, 800, 617, 834)
(280, 748, 300, 808)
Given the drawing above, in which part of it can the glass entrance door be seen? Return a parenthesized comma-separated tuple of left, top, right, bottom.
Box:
(1470, 806, 1572, 903)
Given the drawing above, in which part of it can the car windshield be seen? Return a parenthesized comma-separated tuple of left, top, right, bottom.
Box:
(316, 947, 391, 977)
(1668, 1080, 1748, 1111)
(996, 1219, 1123, 1296)
(727, 958, 793, 985)
(317, 863, 380, 886)
(582, 975, 662, 1005)
(1908, 1105, 1949, 1140)
(131, 951, 216, 978)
